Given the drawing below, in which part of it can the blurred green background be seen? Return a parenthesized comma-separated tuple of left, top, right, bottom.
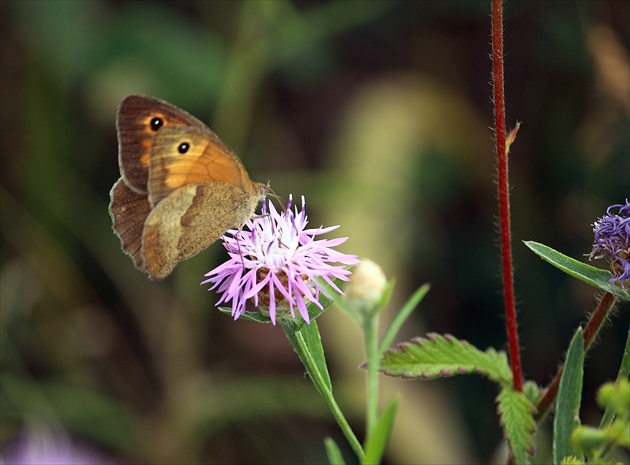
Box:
(1, 0, 628, 463)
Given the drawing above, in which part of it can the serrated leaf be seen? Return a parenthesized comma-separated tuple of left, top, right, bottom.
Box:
(523, 380, 543, 406)
(524, 241, 630, 300)
(363, 396, 400, 465)
(379, 333, 512, 386)
(560, 456, 586, 465)
(324, 437, 346, 465)
(497, 387, 536, 465)
(554, 328, 585, 465)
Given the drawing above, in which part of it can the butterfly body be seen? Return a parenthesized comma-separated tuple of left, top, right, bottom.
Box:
(109, 94, 266, 279)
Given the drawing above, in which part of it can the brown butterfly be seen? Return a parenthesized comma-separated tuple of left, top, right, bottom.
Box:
(109, 94, 267, 280)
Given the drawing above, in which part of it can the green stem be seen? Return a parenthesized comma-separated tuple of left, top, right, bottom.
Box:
(321, 385, 365, 461)
(364, 312, 380, 439)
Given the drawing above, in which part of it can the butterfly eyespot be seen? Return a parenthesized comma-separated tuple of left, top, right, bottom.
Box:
(150, 117, 164, 131)
(178, 142, 190, 154)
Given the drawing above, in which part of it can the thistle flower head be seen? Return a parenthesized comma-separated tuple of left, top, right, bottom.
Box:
(590, 199, 630, 288)
(202, 196, 359, 324)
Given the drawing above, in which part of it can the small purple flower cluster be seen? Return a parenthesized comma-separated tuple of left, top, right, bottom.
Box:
(590, 200, 630, 288)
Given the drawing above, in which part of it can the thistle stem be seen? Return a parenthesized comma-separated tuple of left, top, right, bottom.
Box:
(364, 313, 380, 439)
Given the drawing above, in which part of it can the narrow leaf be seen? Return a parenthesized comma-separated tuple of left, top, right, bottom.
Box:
(379, 333, 512, 386)
(524, 241, 630, 300)
(324, 437, 346, 465)
(282, 319, 365, 460)
(379, 284, 430, 354)
(282, 318, 332, 395)
(217, 307, 271, 323)
(363, 396, 400, 465)
(554, 327, 585, 465)
(497, 387, 536, 464)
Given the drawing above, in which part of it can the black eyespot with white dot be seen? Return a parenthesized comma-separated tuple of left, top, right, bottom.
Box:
(178, 142, 190, 154)
(150, 117, 164, 131)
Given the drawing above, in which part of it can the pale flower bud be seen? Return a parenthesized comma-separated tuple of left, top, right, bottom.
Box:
(344, 259, 387, 311)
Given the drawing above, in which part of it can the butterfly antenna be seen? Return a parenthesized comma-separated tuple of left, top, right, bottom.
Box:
(265, 184, 285, 211)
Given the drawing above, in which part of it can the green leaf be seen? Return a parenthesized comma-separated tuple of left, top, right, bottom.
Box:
(217, 307, 272, 323)
(324, 437, 346, 465)
(560, 456, 586, 465)
(363, 396, 400, 465)
(497, 387, 536, 465)
(281, 318, 365, 460)
(379, 333, 512, 386)
(524, 241, 630, 300)
(554, 327, 585, 465)
(379, 283, 430, 354)
(282, 318, 332, 395)
(523, 380, 543, 406)
(1, 373, 138, 452)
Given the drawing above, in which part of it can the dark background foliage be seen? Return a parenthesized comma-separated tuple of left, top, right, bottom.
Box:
(1, 1, 628, 463)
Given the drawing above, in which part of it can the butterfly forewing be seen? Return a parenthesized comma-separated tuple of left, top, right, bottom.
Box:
(147, 126, 253, 207)
(116, 94, 209, 193)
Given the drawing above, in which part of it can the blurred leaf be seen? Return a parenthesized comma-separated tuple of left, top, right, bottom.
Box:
(522, 380, 543, 406)
(379, 333, 512, 386)
(101, 4, 227, 105)
(273, 0, 395, 71)
(362, 395, 400, 465)
(325, 437, 346, 465)
(379, 283, 430, 354)
(554, 327, 585, 464)
(1, 373, 139, 452)
(497, 387, 536, 465)
(524, 241, 630, 300)
(560, 457, 585, 465)
(181, 376, 331, 440)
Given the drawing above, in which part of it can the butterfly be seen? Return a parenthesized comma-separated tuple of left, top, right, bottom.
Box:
(109, 94, 267, 279)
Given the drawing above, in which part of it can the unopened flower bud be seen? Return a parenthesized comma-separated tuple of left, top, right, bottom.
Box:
(344, 259, 387, 312)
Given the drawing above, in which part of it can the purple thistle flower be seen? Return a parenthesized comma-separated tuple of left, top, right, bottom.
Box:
(590, 199, 630, 288)
(202, 195, 359, 325)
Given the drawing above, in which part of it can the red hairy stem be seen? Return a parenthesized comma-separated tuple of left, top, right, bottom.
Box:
(491, 0, 523, 392)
